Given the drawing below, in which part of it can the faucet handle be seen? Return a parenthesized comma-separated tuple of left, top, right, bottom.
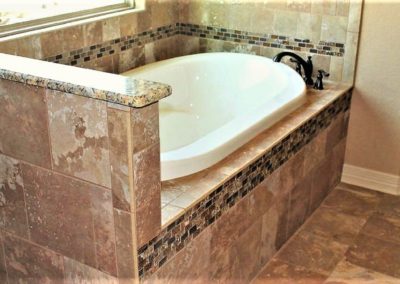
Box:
(314, 69, 330, 90)
(318, 69, 330, 77)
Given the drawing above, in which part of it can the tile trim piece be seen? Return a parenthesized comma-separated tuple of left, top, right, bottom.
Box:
(342, 164, 400, 196)
(44, 23, 345, 67)
(138, 90, 353, 280)
(0, 53, 172, 108)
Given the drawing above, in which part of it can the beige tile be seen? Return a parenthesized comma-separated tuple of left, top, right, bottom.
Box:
(16, 35, 42, 59)
(146, 229, 211, 284)
(47, 90, 111, 188)
(311, 0, 337, 15)
(161, 205, 185, 227)
(22, 163, 117, 275)
(276, 231, 349, 275)
(62, 25, 84, 53)
(83, 21, 103, 47)
(321, 15, 348, 43)
(287, 0, 312, 12)
(347, 0, 363, 33)
(0, 80, 52, 168)
(273, 10, 299, 37)
(134, 143, 161, 247)
(296, 13, 322, 42)
(108, 107, 132, 212)
(342, 31, 360, 83)
(336, 0, 350, 17)
(113, 209, 137, 281)
(64, 257, 118, 283)
(0, 154, 29, 238)
(0, 40, 17, 55)
(119, 13, 138, 37)
(253, 258, 327, 284)
(329, 56, 344, 81)
(326, 259, 400, 284)
(130, 103, 159, 154)
(4, 233, 65, 283)
(40, 30, 64, 58)
(118, 46, 146, 73)
(102, 17, 121, 41)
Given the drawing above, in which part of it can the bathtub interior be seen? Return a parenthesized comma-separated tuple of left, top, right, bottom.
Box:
(123, 53, 304, 154)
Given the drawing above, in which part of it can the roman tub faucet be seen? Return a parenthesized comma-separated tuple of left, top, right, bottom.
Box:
(273, 52, 314, 86)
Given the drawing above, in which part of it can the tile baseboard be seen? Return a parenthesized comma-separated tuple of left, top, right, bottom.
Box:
(342, 164, 400, 196)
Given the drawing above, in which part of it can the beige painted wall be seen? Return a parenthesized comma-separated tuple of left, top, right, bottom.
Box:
(345, 0, 400, 181)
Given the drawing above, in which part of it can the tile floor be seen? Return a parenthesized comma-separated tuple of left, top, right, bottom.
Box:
(252, 183, 400, 283)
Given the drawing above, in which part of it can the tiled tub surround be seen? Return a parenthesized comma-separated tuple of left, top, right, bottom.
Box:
(139, 83, 352, 281)
(0, 53, 169, 282)
(0, 0, 363, 82)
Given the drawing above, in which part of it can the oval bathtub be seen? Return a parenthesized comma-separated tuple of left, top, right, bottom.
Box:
(123, 53, 306, 181)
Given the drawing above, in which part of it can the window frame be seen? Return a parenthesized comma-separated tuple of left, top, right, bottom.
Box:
(0, 0, 135, 37)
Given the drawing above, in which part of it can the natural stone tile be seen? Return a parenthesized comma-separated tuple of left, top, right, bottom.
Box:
(360, 213, 400, 245)
(347, 0, 363, 33)
(146, 229, 211, 284)
(287, 0, 312, 13)
(83, 21, 103, 47)
(336, 0, 350, 17)
(62, 25, 84, 53)
(134, 143, 161, 247)
(300, 207, 367, 245)
(326, 112, 346, 153)
(376, 194, 400, 219)
(342, 31, 360, 83)
(16, 35, 42, 59)
(22, 163, 117, 276)
(273, 11, 299, 37)
(47, 90, 111, 188)
(0, 80, 51, 168)
(234, 218, 263, 282)
(113, 209, 136, 281)
(162, 205, 184, 226)
(303, 128, 327, 175)
(64, 257, 118, 284)
(102, 17, 121, 41)
(287, 174, 312, 237)
(346, 234, 400, 278)
(296, 13, 322, 42)
(253, 258, 327, 284)
(330, 56, 344, 82)
(259, 205, 280, 266)
(0, 154, 29, 239)
(78, 54, 116, 73)
(0, 40, 17, 55)
(276, 231, 349, 275)
(131, 103, 159, 154)
(0, 233, 7, 284)
(118, 46, 145, 74)
(119, 13, 138, 37)
(40, 30, 64, 58)
(322, 187, 382, 218)
(4, 233, 64, 283)
(311, 0, 337, 15)
(321, 15, 348, 43)
(325, 259, 400, 284)
(309, 157, 331, 212)
(330, 138, 347, 188)
(107, 107, 131, 212)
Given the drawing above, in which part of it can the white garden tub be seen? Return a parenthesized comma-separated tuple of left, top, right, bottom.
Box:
(123, 52, 306, 181)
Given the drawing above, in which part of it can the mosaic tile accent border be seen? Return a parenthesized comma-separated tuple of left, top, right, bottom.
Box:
(138, 91, 352, 280)
(178, 23, 345, 57)
(45, 22, 345, 66)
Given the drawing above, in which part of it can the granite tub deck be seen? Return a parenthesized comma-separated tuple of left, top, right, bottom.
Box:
(139, 81, 352, 282)
(253, 183, 400, 284)
(0, 53, 172, 107)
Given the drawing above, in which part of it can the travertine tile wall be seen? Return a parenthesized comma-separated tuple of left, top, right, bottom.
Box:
(0, 77, 162, 282)
(177, 0, 362, 82)
(145, 109, 349, 283)
(0, 1, 362, 82)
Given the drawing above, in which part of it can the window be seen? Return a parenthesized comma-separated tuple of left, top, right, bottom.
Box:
(0, 0, 134, 36)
